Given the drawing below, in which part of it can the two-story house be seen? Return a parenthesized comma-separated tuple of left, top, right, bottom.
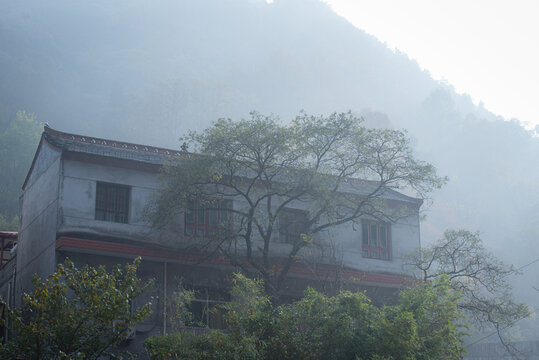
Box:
(10, 125, 423, 345)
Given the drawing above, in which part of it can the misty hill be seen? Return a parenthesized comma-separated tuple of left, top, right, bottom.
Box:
(1, 0, 440, 143)
(1, 0, 538, 329)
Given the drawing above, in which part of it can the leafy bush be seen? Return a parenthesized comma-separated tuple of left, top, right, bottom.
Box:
(145, 330, 260, 360)
(145, 332, 198, 360)
(146, 273, 467, 360)
(0, 258, 153, 360)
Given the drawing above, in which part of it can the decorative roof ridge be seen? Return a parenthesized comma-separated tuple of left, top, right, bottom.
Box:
(44, 124, 187, 158)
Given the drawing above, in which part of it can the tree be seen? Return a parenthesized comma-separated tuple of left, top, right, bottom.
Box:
(0, 214, 18, 232)
(150, 111, 445, 297)
(0, 110, 42, 228)
(407, 230, 529, 354)
(0, 258, 153, 360)
(145, 273, 467, 360)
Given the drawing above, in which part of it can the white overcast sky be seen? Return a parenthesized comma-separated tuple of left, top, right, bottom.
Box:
(323, 0, 539, 129)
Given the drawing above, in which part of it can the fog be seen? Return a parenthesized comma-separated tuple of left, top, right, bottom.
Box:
(1, 0, 538, 340)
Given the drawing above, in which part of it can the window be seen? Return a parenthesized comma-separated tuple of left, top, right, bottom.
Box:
(279, 208, 308, 244)
(362, 221, 391, 260)
(190, 299, 227, 329)
(184, 199, 230, 237)
(95, 182, 130, 223)
(187, 288, 229, 329)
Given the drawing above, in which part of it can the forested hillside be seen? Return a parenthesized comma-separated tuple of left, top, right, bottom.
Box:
(1, 0, 538, 333)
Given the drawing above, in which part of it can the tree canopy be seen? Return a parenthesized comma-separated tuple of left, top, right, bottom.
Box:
(0, 111, 42, 229)
(150, 112, 445, 297)
(0, 258, 153, 360)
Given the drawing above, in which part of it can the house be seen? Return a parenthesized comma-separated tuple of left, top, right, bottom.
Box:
(8, 125, 423, 348)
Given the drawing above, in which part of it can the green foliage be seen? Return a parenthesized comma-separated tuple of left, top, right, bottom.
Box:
(0, 110, 42, 223)
(265, 288, 364, 360)
(399, 275, 466, 360)
(145, 332, 197, 360)
(145, 330, 261, 360)
(167, 281, 197, 331)
(0, 214, 18, 231)
(0, 258, 153, 360)
(146, 273, 466, 360)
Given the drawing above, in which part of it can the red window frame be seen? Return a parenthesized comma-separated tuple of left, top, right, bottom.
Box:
(184, 200, 230, 237)
(362, 221, 391, 260)
(95, 182, 130, 224)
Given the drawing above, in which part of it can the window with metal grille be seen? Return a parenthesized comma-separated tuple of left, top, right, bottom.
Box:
(95, 182, 130, 223)
(184, 199, 231, 237)
(362, 221, 391, 260)
(279, 208, 308, 244)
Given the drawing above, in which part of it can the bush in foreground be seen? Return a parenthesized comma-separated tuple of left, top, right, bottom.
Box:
(0, 258, 153, 360)
(146, 273, 466, 360)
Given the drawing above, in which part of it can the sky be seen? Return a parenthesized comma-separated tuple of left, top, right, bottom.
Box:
(323, 0, 539, 130)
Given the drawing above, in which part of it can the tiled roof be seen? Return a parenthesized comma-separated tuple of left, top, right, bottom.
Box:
(43, 125, 186, 165)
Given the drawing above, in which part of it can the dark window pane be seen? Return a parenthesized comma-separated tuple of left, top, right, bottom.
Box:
(197, 208, 205, 225)
(185, 209, 194, 223)
(209, 209, 218, 225)
(95, 182, 129, 224)
(380, 226, 387, 248)
(370, 224, 378, 246)
(209, 306, 227, 329)
(220, 209, 228, 225)
(362, 225, 369, 247)
(190, 301, 205, 326)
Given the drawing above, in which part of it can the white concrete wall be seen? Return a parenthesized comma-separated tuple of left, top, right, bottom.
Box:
(58, 157, 420, 277)
(59, 159, 161, 244)
(16, 142, 62, 304)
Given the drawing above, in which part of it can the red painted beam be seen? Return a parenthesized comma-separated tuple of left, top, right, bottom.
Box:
(0, 231, 17, 239)
(56, 236, 412, 286)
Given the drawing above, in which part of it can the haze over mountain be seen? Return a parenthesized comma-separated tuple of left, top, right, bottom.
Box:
(1, 0, 538, 337)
